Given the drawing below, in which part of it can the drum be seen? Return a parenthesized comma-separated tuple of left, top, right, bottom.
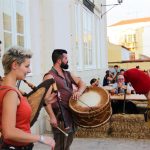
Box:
(69, 86, 112, 128)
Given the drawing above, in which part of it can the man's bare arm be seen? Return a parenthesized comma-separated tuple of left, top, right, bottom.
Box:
(43, 74, 58, 127)
(70, 73, 86, 100)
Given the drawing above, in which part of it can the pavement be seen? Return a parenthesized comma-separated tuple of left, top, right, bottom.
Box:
(33, 136, 150, 150)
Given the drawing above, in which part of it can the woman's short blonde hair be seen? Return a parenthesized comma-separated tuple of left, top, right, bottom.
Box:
(2, 46, 32, 75)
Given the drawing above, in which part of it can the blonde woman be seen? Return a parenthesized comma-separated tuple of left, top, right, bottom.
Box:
(0, 47, 55, 150)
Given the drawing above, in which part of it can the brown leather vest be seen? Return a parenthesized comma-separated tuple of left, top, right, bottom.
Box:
(45, 67, 77, 132)
(48, 67, 76, 108)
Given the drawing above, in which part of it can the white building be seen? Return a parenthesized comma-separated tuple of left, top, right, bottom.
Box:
(107, 17, 150, 59)
(0, 0, 108, 134)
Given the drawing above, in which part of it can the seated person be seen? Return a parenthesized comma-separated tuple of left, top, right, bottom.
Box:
(103, 70, 114, 86)
(136, 65, 140, 69)
(111, 75, 133, 94)
(113, 65, 119, 75)
(90, 78, 100, 87)
(119, 69, 125, 75)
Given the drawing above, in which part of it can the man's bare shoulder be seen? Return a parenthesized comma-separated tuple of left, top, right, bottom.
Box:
(43, 73, 54, 81)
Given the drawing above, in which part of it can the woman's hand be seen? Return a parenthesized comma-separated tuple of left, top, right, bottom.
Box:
(39, 136, 55, 149)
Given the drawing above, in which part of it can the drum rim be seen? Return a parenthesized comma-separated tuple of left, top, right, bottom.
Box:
(69, 86, 110, 114)
(74, 107, 112, 128)
(71, 102, 111, 117)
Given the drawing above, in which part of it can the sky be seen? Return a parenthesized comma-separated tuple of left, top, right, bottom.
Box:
(106, 0, 150, 26)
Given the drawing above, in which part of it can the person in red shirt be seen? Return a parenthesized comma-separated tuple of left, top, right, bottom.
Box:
(124, 68, 150, 99)
(0, 46, 55, 150)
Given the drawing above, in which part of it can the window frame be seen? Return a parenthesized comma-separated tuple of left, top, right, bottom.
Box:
(1, 0, 31, 51)
(0, 0, 32, 75)
(74, 3, 101, 71)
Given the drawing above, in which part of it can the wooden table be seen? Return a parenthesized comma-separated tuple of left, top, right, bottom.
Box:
(103, 85, 114, 91)
(110, 94, 147, 101)
(110, 94, 148, 114)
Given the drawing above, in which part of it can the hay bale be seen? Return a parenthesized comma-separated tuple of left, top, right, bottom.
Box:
(76, 122, 110, 138)
(76, 114, 150, 139)
(110, 114, 150, 139)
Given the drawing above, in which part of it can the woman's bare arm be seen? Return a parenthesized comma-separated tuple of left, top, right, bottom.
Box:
(2, 91, 40, 143)
(43, 74, 58, 127)
(2, 90, 55, 148)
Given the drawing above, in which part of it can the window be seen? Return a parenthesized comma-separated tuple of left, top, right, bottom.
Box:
(74, 3, 101, 70)
(16, 1, 25, 47)
(124, 33, 136, 50)
(95, 17, 101, 69)
(3, 0, 13, 50)
(83, 9, 93, 66)
(1, 0, 30, 51)
(75, 4, 81, 68)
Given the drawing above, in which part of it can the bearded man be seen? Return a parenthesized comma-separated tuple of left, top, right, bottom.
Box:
(43, 49, 86, 150)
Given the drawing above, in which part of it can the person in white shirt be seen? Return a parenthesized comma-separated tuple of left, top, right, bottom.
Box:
(111, 75, 133, 94)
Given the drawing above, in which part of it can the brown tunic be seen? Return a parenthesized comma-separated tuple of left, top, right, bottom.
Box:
(46, 67, 77, 132)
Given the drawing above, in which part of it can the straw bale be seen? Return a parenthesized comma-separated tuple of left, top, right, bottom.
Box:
(76, 114, 150, 139)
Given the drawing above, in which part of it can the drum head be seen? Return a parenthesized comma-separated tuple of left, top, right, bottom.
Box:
(69, 86, 109, 114)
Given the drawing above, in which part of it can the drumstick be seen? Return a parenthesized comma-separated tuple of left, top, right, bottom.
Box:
(46, 118, 68, 137)
(77, 99, 94, 111)
(56, 126, 68, 137)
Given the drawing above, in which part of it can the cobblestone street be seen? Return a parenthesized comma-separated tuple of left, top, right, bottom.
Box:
(33, 137, 150, 150)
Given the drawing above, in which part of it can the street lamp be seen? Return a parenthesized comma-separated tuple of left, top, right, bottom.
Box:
(101, 0, 123, 18)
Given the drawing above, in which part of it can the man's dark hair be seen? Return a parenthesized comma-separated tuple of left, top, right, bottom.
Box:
(114, 65, 118, 68)
(0, 40, 2, 44)
(52, 49, 67, 64)
(120, 69, 124, 72)
(106, 70, 110, 74)
(90, 78, 97, 85)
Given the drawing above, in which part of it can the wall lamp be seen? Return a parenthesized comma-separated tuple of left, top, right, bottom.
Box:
(101, 0, 123, 18)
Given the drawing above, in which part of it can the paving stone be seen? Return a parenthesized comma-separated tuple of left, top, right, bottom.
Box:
(33, 137, 150, 150)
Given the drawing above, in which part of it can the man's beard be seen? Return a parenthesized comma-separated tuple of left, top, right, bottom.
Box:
(60, 62, 69, 69)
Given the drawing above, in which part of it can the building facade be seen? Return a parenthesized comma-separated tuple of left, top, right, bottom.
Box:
(107, 17, 150, 59)
(0, 0, 108, 134)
